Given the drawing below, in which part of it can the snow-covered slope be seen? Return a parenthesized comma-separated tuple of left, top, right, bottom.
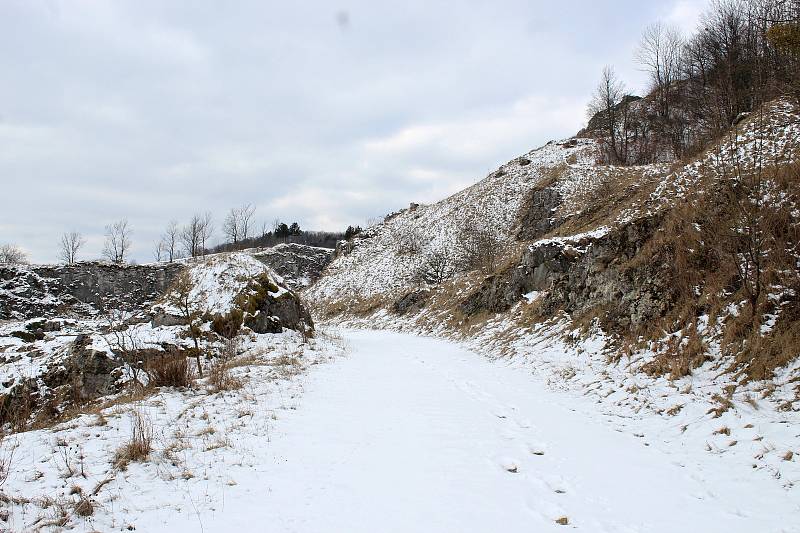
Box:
(304, 98, 800, 501)
(310, 98, 800, 308)
(309, 137, 603, 301)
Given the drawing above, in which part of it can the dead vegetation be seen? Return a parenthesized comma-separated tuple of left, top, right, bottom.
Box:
(146, 349, 193, 388)
(113, 409, 154, 469)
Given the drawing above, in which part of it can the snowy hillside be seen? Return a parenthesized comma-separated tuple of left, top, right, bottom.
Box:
(310, 138, 602, 301)
(305, 97, 800, 509)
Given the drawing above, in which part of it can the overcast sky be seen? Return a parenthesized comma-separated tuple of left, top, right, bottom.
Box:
(0, 0, 709, 263)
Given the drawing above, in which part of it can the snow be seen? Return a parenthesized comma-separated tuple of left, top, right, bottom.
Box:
(523, 290, 541, 304)
(4, 329, 798, 532)
(529, 226, 610, 252)
(159, 253, 287, 317)
(309, 137, 604, 302)
(217, 329, 797, 533)
(1, 329, 346, 531)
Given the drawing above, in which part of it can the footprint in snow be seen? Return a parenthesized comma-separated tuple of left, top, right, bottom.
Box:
(528, 442, 548, 456)
(544, 474, 572, 495)
(496, 456, 522, 473)
(524, 496, 569, 525)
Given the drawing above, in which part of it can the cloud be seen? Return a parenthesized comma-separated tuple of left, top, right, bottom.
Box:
(664, 0, 708, 35)
(0, 0, 676, 263)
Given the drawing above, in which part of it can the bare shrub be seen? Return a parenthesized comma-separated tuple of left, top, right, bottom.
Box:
(0, 243, 28, 265)
(101, 309, 150, 388)
(459, 226, 502, 274)
(146, 350, 192, 388)
(164, 271, 205, 377)
(209, 338, 242, 392)
(269, 354, 304, 379)
(113, 409, 154, 469)
(642, 326, 708, 380)
(73, 495, 94, 517)
(418, 248, 457, 285)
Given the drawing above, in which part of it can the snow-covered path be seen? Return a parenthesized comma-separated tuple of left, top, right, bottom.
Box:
(163, 329, 796, 533)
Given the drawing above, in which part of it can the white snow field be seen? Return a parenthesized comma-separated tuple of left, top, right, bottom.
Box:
(146, 330, 796, 533)
(5, 329, 798, 532)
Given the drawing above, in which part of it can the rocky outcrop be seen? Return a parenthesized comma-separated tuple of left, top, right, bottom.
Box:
(393, 289, 430, 316)
(0, 262, 182, 320)
(516, 184, 564, 241)
(0, 334, 125, 425)
(251, 243, 334, 289)
(153, 254, 315, 336)
(243, 285, 314, 334)
(462, 216, 673, 331)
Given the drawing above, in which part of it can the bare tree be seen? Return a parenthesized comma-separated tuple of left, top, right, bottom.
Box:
(0, 244, 28, 265)
(419, 248, 456, 284)
(199, 211, 214, 256)
(59, 231, 85, 265)
(153, 239, 165, 262)
(161, 220, 180, 262)
(103, 219, 132, 264)
(239, 203, 255, 242)
(636, 22, 685, 119)
(459, 225, 502, 274)
(587, 66, 631, 164)
(395, 225, 424, 255)
(223, 204, 256, 249)
(181, 215, 203, 258)
(711, 104, 778, 326)
(222, 208, 241, 247)
(259, 220, 270, 239)
(164, 270, 205, 377)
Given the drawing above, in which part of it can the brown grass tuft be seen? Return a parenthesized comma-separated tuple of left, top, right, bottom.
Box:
(146, 351, 193, 388)
(73, 495, 94, 517)
(209, 359, 243, 392)
(113, 409, 154, 469)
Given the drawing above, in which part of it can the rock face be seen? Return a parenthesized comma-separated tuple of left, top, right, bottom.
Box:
(250, 243, 334, 289)
(462, 216, 673, 331)
(59, 335, 125, 399)
(0, 251, 318, 426)
(516, 184, 563, 241)
(0, 334, 125, 425)
(393, 289, 430, 316)
(243, 282, 314, 334)
(0, 262, 182, 320)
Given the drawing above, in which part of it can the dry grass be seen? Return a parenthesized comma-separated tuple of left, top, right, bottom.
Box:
(641, 327, 709, 380)
(113, 409, 154, 469)
(0, 435, 15, 488)
(208, 360, 243, 392)
(147, 351, 193, 388)
(269, 354, 304, 379)
(665, 404, 684, 416)
(708, 394, 734, 418)
(73, 495, 94, 517)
